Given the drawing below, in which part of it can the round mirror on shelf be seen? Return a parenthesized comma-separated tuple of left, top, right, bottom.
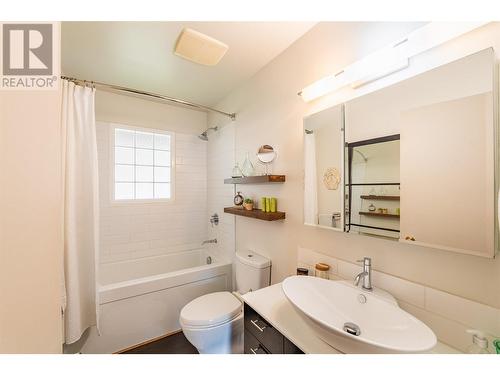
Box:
(256, 145, 277, 175)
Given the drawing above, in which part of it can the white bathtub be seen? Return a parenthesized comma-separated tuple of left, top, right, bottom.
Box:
(80, 249, 232, 353)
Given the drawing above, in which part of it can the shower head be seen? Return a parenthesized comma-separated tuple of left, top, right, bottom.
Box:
(198, 126, 218, 141)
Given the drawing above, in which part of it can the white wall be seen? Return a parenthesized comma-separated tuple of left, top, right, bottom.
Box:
(95, 91, 209, 265)
(0, 88, 64, 353)
(208, 21, 500, 316)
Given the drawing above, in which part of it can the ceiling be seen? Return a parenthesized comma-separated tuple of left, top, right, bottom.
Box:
(61, 22, 316, 106)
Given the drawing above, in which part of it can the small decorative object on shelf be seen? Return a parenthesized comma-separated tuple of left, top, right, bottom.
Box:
(368, 204, 376, 212)
(243, 198, 254, 211)
(260, 197, 266, 212)
(270, 197, 277, 213)
(378, 186, 388, 196)
(234, 191, 244, 207)
(256, 145, 277, 175)
(231, 163, 242, 178)
(241, 151, 255, 177)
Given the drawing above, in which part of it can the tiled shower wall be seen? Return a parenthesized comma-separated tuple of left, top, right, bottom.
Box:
(96, 121, 208, 264)
(206, 123, 236, 264)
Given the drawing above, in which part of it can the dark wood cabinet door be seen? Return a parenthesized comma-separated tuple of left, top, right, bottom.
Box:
(244, 329, 269, 354)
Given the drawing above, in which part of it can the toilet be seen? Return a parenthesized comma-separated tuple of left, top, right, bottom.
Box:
(179, 250, 271, 354)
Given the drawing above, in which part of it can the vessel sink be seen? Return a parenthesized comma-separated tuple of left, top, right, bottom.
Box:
(282, 275, 437, 354)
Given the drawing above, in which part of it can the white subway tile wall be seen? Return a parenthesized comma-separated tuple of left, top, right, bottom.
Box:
(297, 246, 500, 353)
(96, 121, 208, 264)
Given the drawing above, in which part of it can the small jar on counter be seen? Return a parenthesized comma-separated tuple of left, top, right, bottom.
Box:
(314, 263, 330, 279)
(296, 267, 309, 276)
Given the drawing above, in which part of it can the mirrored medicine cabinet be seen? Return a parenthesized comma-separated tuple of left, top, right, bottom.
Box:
(303, 48, 498, 258)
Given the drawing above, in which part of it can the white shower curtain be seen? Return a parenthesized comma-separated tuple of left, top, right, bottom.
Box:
(61, 80, 100, 344)
(304, 132, 318, 225)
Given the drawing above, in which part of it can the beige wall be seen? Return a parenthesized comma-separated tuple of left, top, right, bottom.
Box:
(209, 22, 500, 309)
(95, 90, 207, 134)
(0, 89, 63, 353)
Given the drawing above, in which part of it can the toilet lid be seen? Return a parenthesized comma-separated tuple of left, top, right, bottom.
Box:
(180, 291, 242, 328)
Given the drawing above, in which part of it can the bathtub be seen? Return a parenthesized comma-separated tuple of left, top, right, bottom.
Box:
(80, 249, 232, 353)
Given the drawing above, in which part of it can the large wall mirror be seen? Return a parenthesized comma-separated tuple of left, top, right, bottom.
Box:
(304, 48, 498, 258)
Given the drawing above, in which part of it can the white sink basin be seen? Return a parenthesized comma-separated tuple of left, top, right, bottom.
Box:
(282, 276, 437, 354)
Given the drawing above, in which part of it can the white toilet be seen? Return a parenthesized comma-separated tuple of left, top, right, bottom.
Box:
(179, 250, 271, 354)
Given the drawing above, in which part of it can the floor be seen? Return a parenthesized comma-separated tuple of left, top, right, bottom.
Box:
(122, 332, 198, 354)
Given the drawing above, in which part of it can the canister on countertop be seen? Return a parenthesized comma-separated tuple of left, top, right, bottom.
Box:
(297, 267, 309, 276)
(314, 263, 330, 279)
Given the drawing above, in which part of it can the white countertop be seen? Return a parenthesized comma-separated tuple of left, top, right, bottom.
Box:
(241, 282, 461, 354)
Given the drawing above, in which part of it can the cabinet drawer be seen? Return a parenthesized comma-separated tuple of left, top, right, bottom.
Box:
(284, 337, 304, 354)
(244, 330, 269, 354)
(244, 304, 284, 354)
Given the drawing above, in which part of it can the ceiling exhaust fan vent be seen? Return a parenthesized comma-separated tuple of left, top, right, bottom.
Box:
(174, 28, 228, 66)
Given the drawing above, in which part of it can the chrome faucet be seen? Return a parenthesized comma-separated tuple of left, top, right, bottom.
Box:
(354, 257, 373, 291)
(201, 238, 217, 245)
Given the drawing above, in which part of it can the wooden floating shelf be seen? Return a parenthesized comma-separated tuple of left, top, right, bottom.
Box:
(224, 175, 286, 184)
(359, 211, 400, 218)
(360, 195, 400, 201)
(224, 207, 286, 221)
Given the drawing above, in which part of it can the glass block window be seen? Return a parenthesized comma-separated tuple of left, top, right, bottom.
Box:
(113, 126, 173, 201)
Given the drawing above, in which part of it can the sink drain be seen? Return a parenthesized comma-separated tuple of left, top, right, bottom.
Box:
(343, 322, 361, 336)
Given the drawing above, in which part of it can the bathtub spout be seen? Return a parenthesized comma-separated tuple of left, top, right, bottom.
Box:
(201, 239, 217, 245)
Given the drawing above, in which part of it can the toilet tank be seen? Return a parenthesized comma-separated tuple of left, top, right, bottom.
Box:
(235, 250, 271, 294)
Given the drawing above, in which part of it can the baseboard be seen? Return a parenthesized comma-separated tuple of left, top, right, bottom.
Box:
(114, 329, 183, 354)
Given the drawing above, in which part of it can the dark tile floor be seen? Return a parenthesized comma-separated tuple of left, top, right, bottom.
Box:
(122, 332, 198, 354)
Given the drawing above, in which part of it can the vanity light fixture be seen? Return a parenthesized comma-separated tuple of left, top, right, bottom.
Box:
(299, 22, 489, 102)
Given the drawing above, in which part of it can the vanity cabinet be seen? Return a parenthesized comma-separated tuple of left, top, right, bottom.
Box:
(244, 303, 303, 354)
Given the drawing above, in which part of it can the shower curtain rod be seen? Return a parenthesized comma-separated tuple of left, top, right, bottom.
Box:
(61, 76, 236, 121)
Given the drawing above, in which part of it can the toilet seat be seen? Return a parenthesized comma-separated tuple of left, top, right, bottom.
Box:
(180, 291, 242, 329)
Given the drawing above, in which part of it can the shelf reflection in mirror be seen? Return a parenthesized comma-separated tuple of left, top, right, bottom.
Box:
(345, 135, 400, 240)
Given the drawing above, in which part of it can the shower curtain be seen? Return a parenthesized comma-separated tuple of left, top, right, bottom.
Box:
(304, 133, 318, 225)
(61, 80, 100, 344)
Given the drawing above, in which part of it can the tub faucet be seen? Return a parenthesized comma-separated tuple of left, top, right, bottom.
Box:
(354, 257, 373, 291)
(201, 238, 217, 245)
